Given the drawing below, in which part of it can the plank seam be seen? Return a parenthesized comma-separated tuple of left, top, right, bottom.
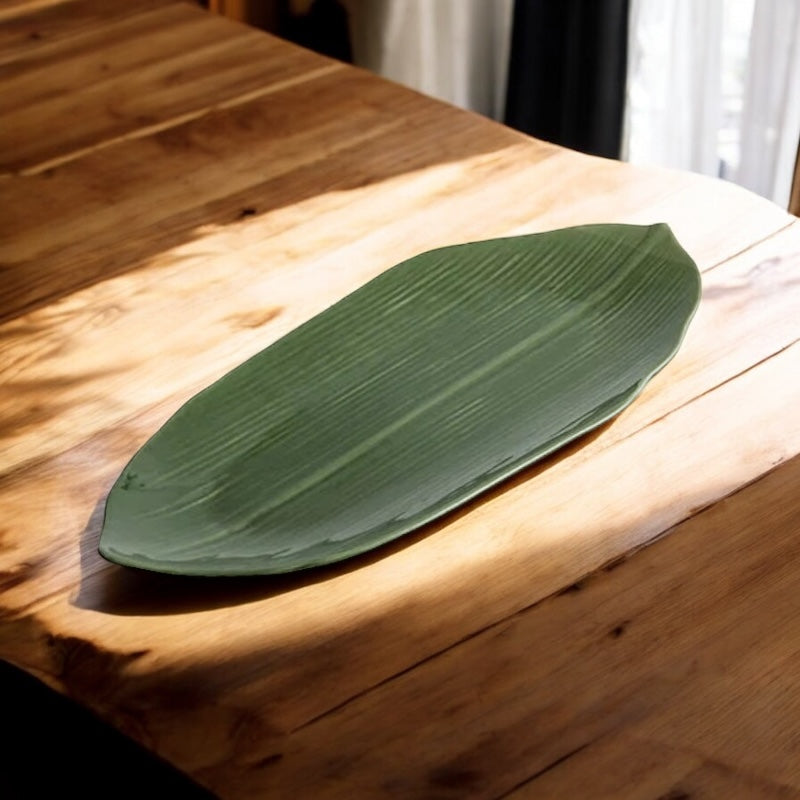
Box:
(5, 62, 345, 177)
(616, 334, 800, 447)
(701, 217, 798, 275)
(491, 739, 597, 799)
(0, 0, 182, 25)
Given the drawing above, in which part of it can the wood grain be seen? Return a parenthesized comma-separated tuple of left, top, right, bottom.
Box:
(3, 3, 800, 798)
(0, 69, 529, 323)
(0, 1, 177, 53)
(264, 450, 800, 798)
(0, 4, 333, 172)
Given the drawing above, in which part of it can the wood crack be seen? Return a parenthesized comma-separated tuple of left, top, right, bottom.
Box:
(701, 217, 798, 276)
(491, 739, 597, 799)
(617, 335, 800, 445)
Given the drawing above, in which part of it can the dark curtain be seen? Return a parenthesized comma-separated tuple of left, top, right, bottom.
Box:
(279, 0, 353, 63)
(504, 0, 630, 159)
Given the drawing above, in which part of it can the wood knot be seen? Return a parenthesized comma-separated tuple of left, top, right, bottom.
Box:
(609, 620, 629, 639)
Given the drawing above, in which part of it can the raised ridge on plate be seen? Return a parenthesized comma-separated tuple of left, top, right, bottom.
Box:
(100, 223, 701, 575)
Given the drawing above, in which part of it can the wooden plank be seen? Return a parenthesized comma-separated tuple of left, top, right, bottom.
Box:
(1, 126, 789, 329)
(630, 611, 800, 791)
(0, 0, 87, 24)
(508, 734, 800, 799)
(0, 0, 176, 50)
(2, 328, 799, 791)
(0, 3, 331, 172)
(0, 67, 514, 323)
(220, 441, 800, 798)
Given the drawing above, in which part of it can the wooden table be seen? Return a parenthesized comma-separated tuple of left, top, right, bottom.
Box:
(3, 2, 800, 797)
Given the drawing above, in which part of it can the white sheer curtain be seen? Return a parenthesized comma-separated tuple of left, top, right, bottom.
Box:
(340, 0, 800, 207)
(737, 1, 800, 205)
(344, 0, 514, 121)
(623, 0, 725, 176)
(624, 0, 800, 209)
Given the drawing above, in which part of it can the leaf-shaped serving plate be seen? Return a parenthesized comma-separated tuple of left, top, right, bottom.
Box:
(100, 223, 700, 576)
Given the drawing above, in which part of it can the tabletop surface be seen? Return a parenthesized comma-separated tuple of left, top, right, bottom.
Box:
(3, 2, 800, 797)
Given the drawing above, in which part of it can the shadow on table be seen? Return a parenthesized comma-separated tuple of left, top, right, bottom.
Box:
(73, 420, 613, 616)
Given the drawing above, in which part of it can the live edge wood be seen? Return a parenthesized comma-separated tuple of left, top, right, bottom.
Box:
(2, 3, 800, 798)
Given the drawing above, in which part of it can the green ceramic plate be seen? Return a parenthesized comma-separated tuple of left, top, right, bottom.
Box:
(100, 223, 700, 576)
